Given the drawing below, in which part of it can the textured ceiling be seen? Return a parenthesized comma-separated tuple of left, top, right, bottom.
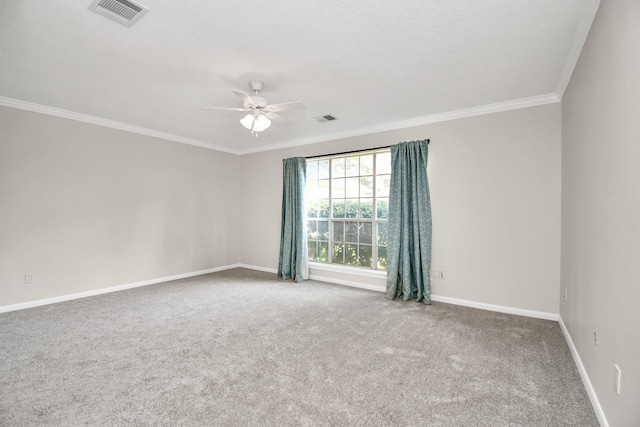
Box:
(0, 0, 599, 154)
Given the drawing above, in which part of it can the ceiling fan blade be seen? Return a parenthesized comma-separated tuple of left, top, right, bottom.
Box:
(201, 107, 248, 111)
(265, 112, 296, 125)
(233, 90, 257, 108)
(264, 101, 306, 112)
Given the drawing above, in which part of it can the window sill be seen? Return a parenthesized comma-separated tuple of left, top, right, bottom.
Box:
(309, 262, 387, 279)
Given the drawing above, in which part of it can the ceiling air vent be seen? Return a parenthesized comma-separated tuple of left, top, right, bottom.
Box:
(313, 115, 337, 123)
(89, 0, 149, 27)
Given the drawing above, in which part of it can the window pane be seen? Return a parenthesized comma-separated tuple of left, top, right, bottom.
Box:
(308, 241, 317, 261)
(332, 178, 345, 199)
(360, 198, 373, 218)
(345, 199, 359, 218)
(318, 179, 330, 199)
(359, 222, 372, 244)
(377, 246, 388, 270)
(307, 161, 318, 181)
(344, 222, 358, 243)
(377, 198, 389, 219)
(306, 180, 317, 200)
(376, 174, 391, 197)
(307, 200, 318, 218)
(307, 220, 318, 240)
(345, 244, 358, 265)
(318, 160, 330, 179)
(333, 221, 344, 242)
(319, 199, 330, 218)
(358, 245, 372, 267)
(318, 242, 328, 262)
(377, 152, 391, 174)
(332, 199, 345, 218)
(360, 176, 373, 197)
(345, 177, 359, 198)
(360, 155, 373, 175)
(332, 244, 345, 264)
(345, 156, 359, 177)
(377, 222, 388, 245)
(318, 220, 329, 240)
(332, 158, 345, 178)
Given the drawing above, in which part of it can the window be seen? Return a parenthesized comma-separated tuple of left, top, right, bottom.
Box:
(306, 150, 391, 270)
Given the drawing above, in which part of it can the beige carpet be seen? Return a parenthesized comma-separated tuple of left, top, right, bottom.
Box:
(0, 268, 598, 426)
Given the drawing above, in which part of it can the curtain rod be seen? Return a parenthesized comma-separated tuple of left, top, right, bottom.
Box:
(305, 139, 429, 160)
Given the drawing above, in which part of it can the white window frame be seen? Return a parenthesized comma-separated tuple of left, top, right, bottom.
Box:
(306, 148, 391, 272)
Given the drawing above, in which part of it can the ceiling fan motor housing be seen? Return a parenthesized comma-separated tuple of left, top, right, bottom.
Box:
(248, 96, 268, 109)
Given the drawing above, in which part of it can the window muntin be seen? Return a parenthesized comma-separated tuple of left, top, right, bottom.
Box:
(306, 150, 391, 270)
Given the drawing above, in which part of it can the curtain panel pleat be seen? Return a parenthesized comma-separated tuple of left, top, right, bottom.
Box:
(385, 140, 432, 304)
(278, 157, 308, 282)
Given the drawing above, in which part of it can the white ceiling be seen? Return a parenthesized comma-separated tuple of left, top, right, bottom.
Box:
(0, 0, 599, 154)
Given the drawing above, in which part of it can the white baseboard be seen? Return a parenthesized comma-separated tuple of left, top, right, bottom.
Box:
(237, 263, 382, 294)
(240, 264, 385, 293)
(430, 295, 559, 321)
(1, 262, 560, 332)
(559, 316, 609, 427)
(0, 264, 241, 314)
(308, 274, 386, 293)
(305, 271, 558, 321)
(237, 264, 278, 274)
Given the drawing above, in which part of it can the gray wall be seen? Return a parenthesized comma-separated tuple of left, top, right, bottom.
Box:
(0, 106, 241, 307)
(240, 103, 562, 315)
(561, 0, 640, 424)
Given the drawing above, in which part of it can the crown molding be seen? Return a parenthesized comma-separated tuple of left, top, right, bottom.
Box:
(237, 93, 560, 155)
(0, 96, 242, 155)
(1, 93, 559, 157)
(555, 0, 601, 99)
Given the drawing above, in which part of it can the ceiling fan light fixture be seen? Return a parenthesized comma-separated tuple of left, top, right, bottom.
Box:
(240, 112, 271, 134)
(253, 114, 271, 132)
(240, 113, 254, 130)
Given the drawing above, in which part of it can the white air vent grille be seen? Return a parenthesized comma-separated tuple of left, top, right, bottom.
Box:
(89, 0, 149, 27)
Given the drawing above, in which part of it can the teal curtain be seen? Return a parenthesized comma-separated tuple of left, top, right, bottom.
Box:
(278, 157, 308, 282)
(385, 140, 432, 304)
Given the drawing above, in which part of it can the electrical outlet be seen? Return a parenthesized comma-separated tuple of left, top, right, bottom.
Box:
(438, 270, 445, 279)
(593, 332, 598, 348)
(25, 273, 33, 284)
(614, 364, 622, 395)
(563, 287, 567, 301)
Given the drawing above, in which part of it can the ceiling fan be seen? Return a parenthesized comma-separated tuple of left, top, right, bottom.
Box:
(201, 81, 305, 135)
